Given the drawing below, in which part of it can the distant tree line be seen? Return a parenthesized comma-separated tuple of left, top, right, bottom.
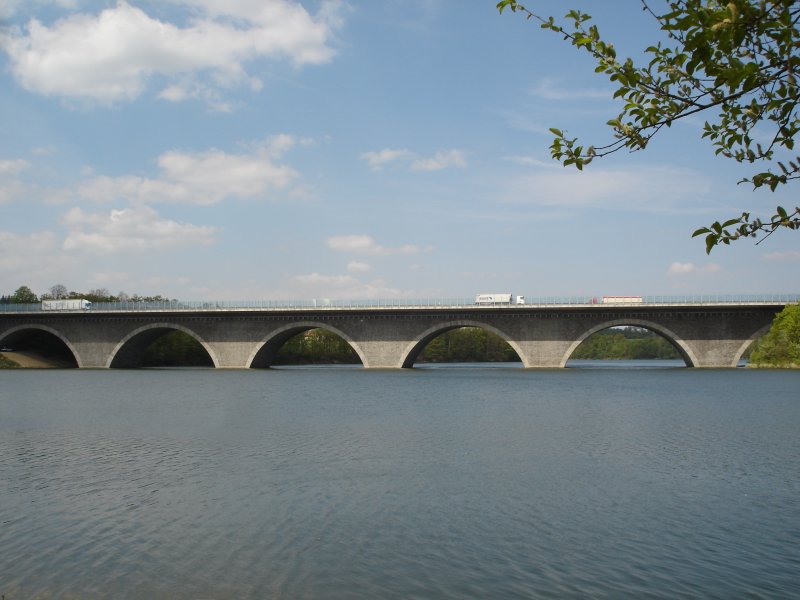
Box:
(140, 331, 214, 367)
(1, 284, 172, 304)
(571, 327, 680, 360)
(273, 330, 360, 365)
(418, 327, 519, 363)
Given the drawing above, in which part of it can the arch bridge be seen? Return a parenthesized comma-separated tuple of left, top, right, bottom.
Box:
(0, 300, 789, 369)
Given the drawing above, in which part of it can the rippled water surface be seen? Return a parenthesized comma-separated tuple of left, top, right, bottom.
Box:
(1, 366, 799, 599)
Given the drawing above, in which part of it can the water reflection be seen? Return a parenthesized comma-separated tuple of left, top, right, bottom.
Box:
(0, 368, 797, 599)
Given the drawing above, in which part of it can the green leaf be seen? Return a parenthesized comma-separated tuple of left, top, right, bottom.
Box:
(705, 234, 717, 254)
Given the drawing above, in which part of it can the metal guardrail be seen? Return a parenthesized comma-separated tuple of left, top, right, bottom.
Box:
(0, 295, 798, 313)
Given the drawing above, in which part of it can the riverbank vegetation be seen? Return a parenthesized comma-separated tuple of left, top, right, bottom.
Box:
(140, 331, 214, 367)
(572, 327, 679, 360)
(273, 330, 360, 365)
(748, 304, 800, 368)
(418, 328, 520, 363)
(0, 353, 20, 368)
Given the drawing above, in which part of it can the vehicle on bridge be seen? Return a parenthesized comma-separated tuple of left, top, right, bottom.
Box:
(475, 293, 525, 305)
(599, 296, 643, 304)
(42, 299, 92, 311)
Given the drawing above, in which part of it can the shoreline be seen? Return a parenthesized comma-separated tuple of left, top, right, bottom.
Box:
(0, 351, 71, 368)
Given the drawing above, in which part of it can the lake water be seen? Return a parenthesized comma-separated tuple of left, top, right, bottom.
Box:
(1, 364, 799, 599)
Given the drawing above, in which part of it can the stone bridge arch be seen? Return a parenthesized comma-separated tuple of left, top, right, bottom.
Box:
(561, 318, 697, 367)
(400, 319, 523, 368)
(0, 323, 82, 367)
(732, 322, 772, 366)
(107, 322, 218, 368)
(247, 321, 367, 368)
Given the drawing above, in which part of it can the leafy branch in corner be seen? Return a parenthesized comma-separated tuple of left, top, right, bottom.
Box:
(692, 205, 800, 252)
(497, 0, 800, 252)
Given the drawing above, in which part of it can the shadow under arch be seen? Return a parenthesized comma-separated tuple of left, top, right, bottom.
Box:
(0, 324, 81, 367)
(400, 320, 523, 368)
(248, 322, 366, 368)
(732, 322, 773, 366)
(562, 318, 696, 368)
(107, 323, 218, 368)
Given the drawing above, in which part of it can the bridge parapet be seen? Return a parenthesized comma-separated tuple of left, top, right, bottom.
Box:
(0, 294, 797, 314)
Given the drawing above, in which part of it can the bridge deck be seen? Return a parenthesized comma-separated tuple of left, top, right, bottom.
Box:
(1, 296, 796, 314)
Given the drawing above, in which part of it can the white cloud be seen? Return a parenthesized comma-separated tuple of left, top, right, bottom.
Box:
(502, 155, 560, 169)
(667, 262, 696, 275)
(0, 159, 33, 204)
(252, 133, 313, 158)
(762, 250, 800, 262)
(292, 272, 359, 286)
(288, 272, 406, 299)
(0, 230, 84, 295)
(158, 80, 236, 113)
(61, 205, 217, 253)
(0, 180, 29, 205)
(86, 270, 134, 288)
(347, 260, 372, 273)
(361, 148, 413, 171)
(361, 148, 466, 172)
(77, 145, 298, 205)
(411, 149, 466, 172)
(0, 159, 31, 175)
(0, 230, 58, 271)
(0, 0, 342, 105)
(501, 166, 715, 214)
(529, 77, 610, 101)
(327, 234, 425, 256)
(667, 262, 722, 276)
(31, 145, 56, 156)
(493, 108, 550, 135)
(0, 186, 19, 205)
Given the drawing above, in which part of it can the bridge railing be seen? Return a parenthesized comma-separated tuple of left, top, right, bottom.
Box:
(1, 294, 798, 313)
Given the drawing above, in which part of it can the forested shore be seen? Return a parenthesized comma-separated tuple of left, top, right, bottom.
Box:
(747, 304, 800, 368)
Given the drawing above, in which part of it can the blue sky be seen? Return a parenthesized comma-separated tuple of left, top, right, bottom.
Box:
(1, 0, 797, 301)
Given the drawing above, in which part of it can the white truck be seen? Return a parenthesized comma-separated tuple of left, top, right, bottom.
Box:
(41, 299, 92, 311)
(601, 296, 643, 304)
(475, 293, 525, 305)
